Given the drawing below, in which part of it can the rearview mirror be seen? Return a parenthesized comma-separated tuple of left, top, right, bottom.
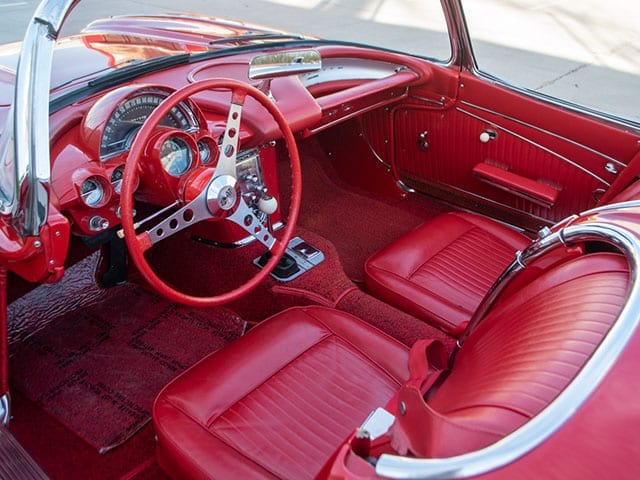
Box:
(249, 49, 321, 80)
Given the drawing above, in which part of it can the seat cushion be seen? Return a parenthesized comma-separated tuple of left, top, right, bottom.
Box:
(422, 252, 629, 456)
(153, 306, 409, 480)
(364, 212, 530, 333)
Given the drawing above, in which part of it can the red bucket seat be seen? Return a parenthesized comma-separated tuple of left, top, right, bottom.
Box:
(153, 252, 628, 479)
(365, 212, 530, 333)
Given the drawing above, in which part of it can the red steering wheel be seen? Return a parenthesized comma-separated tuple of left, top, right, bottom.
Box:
(120, 78, 301, 307)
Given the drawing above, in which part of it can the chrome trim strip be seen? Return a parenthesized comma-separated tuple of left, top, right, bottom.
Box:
(460, 101, 627, 168)
(0, 393, 9, 426)
(463, 67, 640, 132)
(307, 87, 409, 135)
(408, 95, 446, 107)
(457, 107, 610, 186)
(3, 0, 81, 235)
(377, 220, 640, 479)
(579, 199, 640, 217)
(361, 116, 392, 170)
(400, 174, 552, 227)
(396, 180, 415, 193)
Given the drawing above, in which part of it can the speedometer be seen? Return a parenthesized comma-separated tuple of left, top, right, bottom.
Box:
(100, 91, 198, 160)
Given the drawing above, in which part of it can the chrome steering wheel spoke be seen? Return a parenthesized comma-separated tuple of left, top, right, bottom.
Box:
(143, 191, 212, 248)
(213, 90, 246, 179)
(227, 196, 276, 249)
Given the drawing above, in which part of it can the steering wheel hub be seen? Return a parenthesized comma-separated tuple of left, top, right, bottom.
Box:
(206, 175, 238, 213)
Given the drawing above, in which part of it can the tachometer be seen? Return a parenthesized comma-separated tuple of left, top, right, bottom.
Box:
(100, 91, 198, 160)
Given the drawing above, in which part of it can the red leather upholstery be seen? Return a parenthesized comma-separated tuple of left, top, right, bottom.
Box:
(153, 306, 409, 480)
(364, 212, 530, 332)
(424, 252, 629, 456)
(154, 253, 628, 478)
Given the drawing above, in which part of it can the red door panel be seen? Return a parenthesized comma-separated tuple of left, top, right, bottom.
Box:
(380, 70, 640, 230)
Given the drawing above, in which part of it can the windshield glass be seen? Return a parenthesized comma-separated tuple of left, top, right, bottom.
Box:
(1, 0, 452, 61)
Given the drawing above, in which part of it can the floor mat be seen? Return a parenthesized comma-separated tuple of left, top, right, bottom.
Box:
(9, 255, 245, 453)
(296, 141, 450, 282)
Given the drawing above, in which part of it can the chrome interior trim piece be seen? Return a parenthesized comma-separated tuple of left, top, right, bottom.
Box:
(408, 95, 446, 107)
(249, 49, 321, 80)
(401, 174, 553, 228)
(1, 0, 81, 235)
(460, 101, 627, 168)
(396, 180, 415, 193)
(580, 199, 640, 217)
(307, 87, 409, 135)
(300, 57, 404, 88)
(0, 394, 9, 426)
(458, 107, 611, 186)
(377, 218, 640, 479)
(361, 116, 392, 170)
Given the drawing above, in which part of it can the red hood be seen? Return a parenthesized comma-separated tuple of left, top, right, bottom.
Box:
(0, 13, 302, 106)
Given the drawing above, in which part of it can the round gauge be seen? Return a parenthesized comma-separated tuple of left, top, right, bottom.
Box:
(100, 92, 198, 160)
(110, 165, 125, 194)
(80, 177, 105, 207)
(161, 137, 192, 176)
(198, 139, 212, 164)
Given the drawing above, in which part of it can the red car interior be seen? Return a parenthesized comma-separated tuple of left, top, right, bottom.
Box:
(1, 6, 640, 480)
(153, 252, 628, 478)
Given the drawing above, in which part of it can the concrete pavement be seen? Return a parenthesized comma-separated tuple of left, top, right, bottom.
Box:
(0, 0, 638, 123)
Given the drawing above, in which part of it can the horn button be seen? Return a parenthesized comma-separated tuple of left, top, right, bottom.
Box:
(206, 175, 239, 213)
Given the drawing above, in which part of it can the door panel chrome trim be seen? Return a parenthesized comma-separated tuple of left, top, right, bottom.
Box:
(460, 101, 627, 167)
(457, 107, 610, 186)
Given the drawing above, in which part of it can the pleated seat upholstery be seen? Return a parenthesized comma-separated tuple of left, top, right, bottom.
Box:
(153, 253, 629, 478)
(423, 252, 629, 456)
(364, 212, 530, 333)
(153, 306, 409, 480)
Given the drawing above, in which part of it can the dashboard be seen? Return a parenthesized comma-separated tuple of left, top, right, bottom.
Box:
(46, 45, 426, 241)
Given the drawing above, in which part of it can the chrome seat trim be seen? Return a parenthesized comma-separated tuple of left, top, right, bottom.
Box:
(376, 218, 640, 479)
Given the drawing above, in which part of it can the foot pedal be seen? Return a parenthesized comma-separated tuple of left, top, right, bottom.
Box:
(254, 237, 324, 282)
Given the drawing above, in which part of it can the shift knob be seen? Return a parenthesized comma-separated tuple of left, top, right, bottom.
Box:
(258, 195, 278, 214)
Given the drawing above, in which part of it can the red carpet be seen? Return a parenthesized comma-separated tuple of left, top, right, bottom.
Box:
(9, 254, 245, 453)
(295, 139, 450, 282)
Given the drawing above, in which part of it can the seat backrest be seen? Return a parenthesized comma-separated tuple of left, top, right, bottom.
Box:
(425, 252, 629, 457)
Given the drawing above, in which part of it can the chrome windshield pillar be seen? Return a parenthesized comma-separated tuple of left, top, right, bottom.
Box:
(0, 0, 81, 236)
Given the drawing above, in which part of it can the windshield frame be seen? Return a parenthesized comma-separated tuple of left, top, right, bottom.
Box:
(0, 0, 82, 236)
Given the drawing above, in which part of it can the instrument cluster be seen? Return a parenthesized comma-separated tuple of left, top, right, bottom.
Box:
(53, 84, 257, 236)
